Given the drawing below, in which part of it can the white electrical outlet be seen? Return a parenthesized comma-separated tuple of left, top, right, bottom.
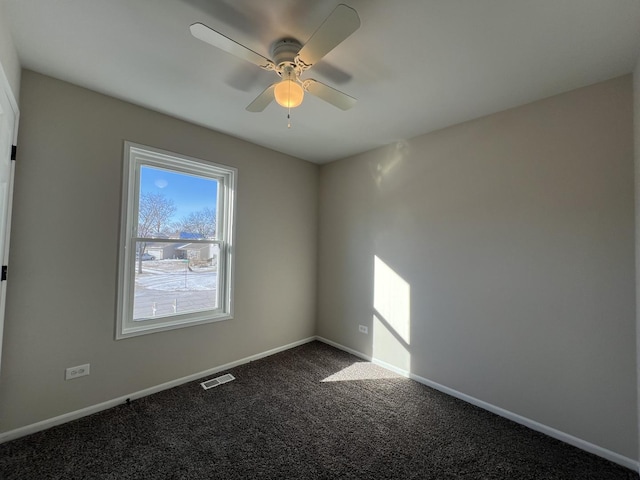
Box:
(65, 363, 90, 380)
(359, 325, 368, 334)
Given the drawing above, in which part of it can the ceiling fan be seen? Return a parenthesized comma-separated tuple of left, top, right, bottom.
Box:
(189, 4, 360, 118)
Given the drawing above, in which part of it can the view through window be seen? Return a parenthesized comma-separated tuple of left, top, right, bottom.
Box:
(117, 143, 236, 338)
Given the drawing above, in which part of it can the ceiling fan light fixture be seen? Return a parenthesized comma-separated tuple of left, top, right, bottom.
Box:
(274, 79, 304, 108)
(191, 3, 360, 114)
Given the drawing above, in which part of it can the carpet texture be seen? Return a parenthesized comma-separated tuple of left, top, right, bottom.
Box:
(0, 341, 637, 479)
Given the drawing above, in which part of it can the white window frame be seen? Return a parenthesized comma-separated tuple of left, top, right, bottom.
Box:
(116, 142, 236, 339)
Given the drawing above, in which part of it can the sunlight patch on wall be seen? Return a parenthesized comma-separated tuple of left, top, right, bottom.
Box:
(321, 362, 403, 382)
(369, 140, 409, 187)
(374, 256, 410, 343)
(373, 256, 411, 372)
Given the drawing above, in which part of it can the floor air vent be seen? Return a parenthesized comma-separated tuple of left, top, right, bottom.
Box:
(201, 373, 235, 390)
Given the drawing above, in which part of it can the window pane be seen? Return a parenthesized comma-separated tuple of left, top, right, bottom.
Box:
(133, 241, 220, 320)
(138, 166, 218, 240)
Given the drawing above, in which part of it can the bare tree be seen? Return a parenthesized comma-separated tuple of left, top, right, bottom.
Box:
(177, 207, 216, 239)
(137, 192, 176, 273)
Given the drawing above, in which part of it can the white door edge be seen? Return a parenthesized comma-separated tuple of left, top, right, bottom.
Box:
(0, 59, 19, 374)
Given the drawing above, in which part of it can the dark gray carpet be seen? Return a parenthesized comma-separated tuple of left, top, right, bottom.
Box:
(0, 341, 637, 479)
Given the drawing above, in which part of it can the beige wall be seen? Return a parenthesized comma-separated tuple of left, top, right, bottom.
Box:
(318, 75, 637, 459)
(0, 70, 318, 431)
(0, 2, 20, 101)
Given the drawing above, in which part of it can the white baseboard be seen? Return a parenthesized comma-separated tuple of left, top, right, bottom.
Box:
(317, 336, 371, 361)
(0, 336, 316, 444)
(315, 336, 639, 472)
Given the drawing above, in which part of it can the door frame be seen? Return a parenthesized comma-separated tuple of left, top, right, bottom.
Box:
(0, 60, 20, 373)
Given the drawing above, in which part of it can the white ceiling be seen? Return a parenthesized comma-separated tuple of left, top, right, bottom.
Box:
(3, 0, 640, 163)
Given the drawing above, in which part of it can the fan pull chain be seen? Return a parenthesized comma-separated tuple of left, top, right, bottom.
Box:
(287, 81, 292, 128)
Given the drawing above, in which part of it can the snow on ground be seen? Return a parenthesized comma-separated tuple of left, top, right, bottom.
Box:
(135, 260, 217, 291)
(132, 259, 218, 320)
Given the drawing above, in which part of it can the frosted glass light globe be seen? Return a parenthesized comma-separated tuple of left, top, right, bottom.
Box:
(274, 80, 304, 108)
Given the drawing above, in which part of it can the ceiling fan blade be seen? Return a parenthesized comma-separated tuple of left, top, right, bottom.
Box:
(225, 64, 265, 92)
(302, 79, 356, 110)
(311, 61, 353, 85)
(246, 84, 276, 112)
(296, 4, 360, 69)
(190, 23, 275, 70)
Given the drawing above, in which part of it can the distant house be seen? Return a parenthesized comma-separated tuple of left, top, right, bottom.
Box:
(179, 232, 203, 240)
(176, 243, 219, 265)
(141, 232, 218, 260)
(145, 243, 183, 260)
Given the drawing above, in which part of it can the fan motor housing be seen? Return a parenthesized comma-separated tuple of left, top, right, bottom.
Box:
(271, 38, 302, 68)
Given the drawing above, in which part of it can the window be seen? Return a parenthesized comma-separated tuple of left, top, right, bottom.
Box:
(116, 142, 236, 339)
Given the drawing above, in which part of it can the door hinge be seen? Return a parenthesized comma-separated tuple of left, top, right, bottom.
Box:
(1, 265, 6, 281)
(11, 145, 16, 161)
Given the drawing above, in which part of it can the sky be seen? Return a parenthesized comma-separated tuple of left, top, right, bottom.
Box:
(140, 165, 218, 221)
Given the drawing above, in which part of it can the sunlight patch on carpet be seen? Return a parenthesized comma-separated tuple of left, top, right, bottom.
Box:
(321, 362, 402, 382)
